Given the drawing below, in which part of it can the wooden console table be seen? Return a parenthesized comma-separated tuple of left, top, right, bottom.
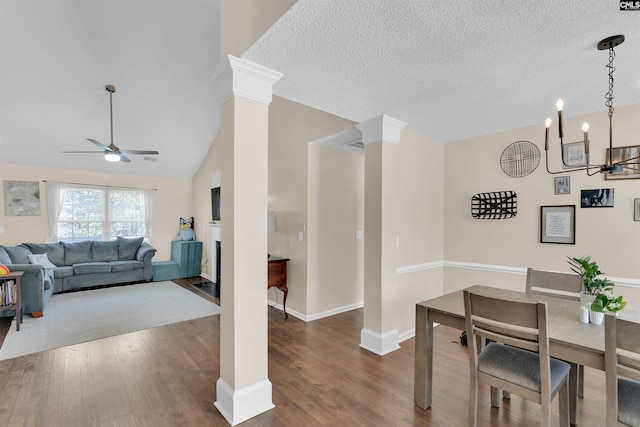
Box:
(0, 272, 23, 331)
(268, 256, 289, 318)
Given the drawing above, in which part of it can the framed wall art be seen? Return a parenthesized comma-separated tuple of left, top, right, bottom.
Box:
(554, 176, 570, 195)
(635, 199, 640, 221)
(580, 188, 614, 208)
(562, 141, 587, 168)
(3, 180, 41, 216)
(540, 205, 575, 244)
(604, 145, 640, 180)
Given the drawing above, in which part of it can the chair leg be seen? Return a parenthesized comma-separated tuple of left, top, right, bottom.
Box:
(490, 386, 502, 407)
(558, 378, 570, 427)
(469, 380, 478, 427)
(578, 365, 584, 398)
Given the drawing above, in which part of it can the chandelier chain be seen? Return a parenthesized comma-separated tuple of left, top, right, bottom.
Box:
(605, 47, 615, 119)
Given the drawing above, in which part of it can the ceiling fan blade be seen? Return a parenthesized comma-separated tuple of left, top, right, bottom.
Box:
(61, 150, 104, 154)
(119, 154, 132, 163)
(87, 138, 113, 151)
(119, 149, 159, 155)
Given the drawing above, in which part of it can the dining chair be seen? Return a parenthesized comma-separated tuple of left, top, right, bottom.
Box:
(463, 289, 570, 427)
(526, 267, 585, 398)
(605, 312, 640, 427)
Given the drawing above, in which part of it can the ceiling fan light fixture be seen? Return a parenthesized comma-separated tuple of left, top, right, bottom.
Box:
(104, 152, 121, 162)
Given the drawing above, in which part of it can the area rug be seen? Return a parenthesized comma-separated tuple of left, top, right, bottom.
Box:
(0, 281, 220, 361)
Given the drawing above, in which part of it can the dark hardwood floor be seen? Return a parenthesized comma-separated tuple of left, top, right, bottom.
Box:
(0, 280, 607, 426)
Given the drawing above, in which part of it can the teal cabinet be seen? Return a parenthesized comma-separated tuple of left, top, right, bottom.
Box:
(171, 240, 202, 278)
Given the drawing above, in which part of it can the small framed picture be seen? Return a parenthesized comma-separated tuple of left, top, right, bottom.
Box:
(554, 176, 570, 195)
(563, 141, 587, 168)
(580, 188, 614, 208)
(634, 199, 640, 221)
(540, 205, 575, 244)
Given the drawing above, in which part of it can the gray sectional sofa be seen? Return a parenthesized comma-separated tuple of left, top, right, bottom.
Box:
(0, 237, 156, 317)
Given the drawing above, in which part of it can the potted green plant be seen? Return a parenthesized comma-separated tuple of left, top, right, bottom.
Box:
(567, 256, 615, 305)
(589, 293, 627, 325)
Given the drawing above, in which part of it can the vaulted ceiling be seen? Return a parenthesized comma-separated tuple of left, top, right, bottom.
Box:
(1, 1, 639, 179)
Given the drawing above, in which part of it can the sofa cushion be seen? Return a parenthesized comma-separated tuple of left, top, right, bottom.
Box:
(73, 262, 112, 275)
(118, 237, 143, 260)
(63, 241, 93, 265)
(92, 240, 119, 262)
(27, 253, 57, 269)
(54, 266, 73, 278)
(24, 242, 65, 266)
(3, 244, 32, 264)
(110, 260, 144, 273)
(0, 247, 12, 265)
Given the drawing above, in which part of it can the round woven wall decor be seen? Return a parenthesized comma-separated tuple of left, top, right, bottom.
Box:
(499, 140, 540, 178)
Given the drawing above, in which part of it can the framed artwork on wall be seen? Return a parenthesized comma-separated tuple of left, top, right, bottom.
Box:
(540, 205, 575, 244)
(562, 141, 587, 168)
(580, 188, 614, 208)
(634, 199, 640, 221)
(604, 145, 640, 180)
(554, 176, 570, 195)
(3, 180, 41, 216)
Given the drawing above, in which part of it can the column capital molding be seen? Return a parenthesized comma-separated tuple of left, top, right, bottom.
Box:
(211, 55, 283, 105)
(356, 115, 407, 145)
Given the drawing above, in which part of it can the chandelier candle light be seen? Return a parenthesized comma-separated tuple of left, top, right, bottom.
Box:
(544, 35, 640, 176)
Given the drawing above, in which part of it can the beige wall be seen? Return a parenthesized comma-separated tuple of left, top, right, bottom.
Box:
(393, 130, 445, 335)
(307, 144, 364, 315)
(0, 163, 191, 261)
(267, 97, 355, 317)
(444, 103, 640, 310)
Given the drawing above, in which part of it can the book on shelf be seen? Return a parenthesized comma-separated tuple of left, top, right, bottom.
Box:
(1, 279, 16, 307)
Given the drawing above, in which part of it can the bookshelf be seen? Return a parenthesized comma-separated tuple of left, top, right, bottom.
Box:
(0, 271, 23, 331)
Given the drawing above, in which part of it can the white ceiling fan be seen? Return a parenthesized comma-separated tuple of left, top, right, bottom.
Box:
(63, 84, 159, 163)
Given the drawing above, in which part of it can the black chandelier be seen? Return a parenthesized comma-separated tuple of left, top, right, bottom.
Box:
(545, 35, 640, 176)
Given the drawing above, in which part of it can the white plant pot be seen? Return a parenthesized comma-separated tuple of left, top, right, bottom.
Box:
(589, 310, 604, 325)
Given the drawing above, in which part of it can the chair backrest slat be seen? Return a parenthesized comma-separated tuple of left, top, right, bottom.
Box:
(467, 293, 539, 328)
(526, 268, 582, 301)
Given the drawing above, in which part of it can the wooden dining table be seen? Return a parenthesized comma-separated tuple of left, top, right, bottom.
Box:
(414, 285, 640, 425)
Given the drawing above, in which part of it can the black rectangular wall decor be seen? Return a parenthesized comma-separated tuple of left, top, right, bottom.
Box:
(471, 191, 517, 219)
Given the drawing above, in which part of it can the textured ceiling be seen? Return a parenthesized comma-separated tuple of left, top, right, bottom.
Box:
(0, 0, 220, 179)
(245, 0, 640, 144)
(1, 1, 639, 181)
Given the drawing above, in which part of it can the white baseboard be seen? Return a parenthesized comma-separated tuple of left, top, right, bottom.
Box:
(359, 327, 401, 355)
(214, 378, 274, 426)
(268, 301, 364, 323)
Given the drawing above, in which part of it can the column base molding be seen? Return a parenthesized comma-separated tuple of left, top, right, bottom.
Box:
(214, 378, 274, 426)
(359, 327, 400, 356)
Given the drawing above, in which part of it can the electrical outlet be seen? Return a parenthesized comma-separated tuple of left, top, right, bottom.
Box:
(355, 230, 363, 239)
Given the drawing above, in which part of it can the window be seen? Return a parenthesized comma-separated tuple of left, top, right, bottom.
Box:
(52, 185, 151, 242)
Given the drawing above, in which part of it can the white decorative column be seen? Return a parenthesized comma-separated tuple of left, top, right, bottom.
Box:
(210, 55, 282, 425)
(356, 115, 407, 356)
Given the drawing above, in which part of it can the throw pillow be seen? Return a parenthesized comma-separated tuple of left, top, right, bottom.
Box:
(117, 236, 143, 260)
(27, 253, 57, 269)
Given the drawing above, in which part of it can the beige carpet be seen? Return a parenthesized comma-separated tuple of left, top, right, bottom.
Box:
(0, 281, 220, 360)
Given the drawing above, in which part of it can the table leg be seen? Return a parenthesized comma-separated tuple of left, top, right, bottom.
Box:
(569, 362, 578, 425)
(414, 305, 433, 409)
